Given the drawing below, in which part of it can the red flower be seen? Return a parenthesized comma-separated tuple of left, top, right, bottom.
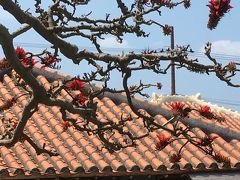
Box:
(170, 102, 191, 117)
(213, 152, 230, 163)
(171, 102, 185, 111)
(197, 135, 218, 146)
(61, 120, 71, 131)
(0, 98, 16, 111)
(155, 134, 171, 150)
(66, 79, 85, 91)
(15, 47, 26, 59)
(200, 106, 211, 113)
(142, 48, 157, 54)
(21, 57, 39, 67)
(156, 82, 162, 90)
(183, 0, 191, 9)
(226, 61, 237, 72)
(142, 0, 149, 4)
(169, 152, 181, 163)
(40, 56, 61, 69)
(73, 93, 88, 106)
(163, 24, 172, 36)
(198, 106, 214, 119)
(207, 0, 233, 30)
(12, 121, 18, 130)
(0, 58, 11, 70)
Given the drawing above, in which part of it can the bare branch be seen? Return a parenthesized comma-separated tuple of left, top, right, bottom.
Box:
(11, 24, 31, 38)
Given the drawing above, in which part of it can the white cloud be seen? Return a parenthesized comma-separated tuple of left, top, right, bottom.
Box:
(98, 37, 129, 49)
(207, 40, 240, 56)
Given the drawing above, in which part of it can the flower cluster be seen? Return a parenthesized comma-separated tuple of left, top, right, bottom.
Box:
(207, 0, 233, 30)
(169, 152, 181, 163)
(197, 105, 225, 122)
(213, 152, 230, 163)
(12, 47, 62, 69)
(226, 61, 237, 72)
(13, 47, 62, 69)
(0, 98, 16, 112)
(15, 47, 26, 59)
(12, 121, 18, 130)
(14, 47, 40, 68)
(198, 106, 214, 119)
(65, 79, 88, 107)
(156, 82, 162, 89)
(61, 120, 71, 131)
(72, 93, 88, 106)
(162, 24, 172, 36)
(183, 0, 191, 9)
(40, 55, 61, 69)
(66, 79, 85, 91)
(197, 135, 218, 146)
(171, 102, 184, 111)
(142, 0, 150, 5)
(15, 47, 36, 68)
(170, 102, 191, 117)
(142, 48, 157, 55)
(153, 0, 171, 6)
(21, 57, 39, 67)
(155, 134, 172, 150)
(8, 118, 18, 130)
(0, 58, 11, 70)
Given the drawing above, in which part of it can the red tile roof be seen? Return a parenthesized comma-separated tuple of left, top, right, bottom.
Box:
(0, 69, 240, 179)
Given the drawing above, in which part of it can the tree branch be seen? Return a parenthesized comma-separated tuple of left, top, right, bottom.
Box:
(11, 24, 31, 38)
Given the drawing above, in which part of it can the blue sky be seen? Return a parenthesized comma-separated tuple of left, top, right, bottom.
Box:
(0, 0, 240, 111)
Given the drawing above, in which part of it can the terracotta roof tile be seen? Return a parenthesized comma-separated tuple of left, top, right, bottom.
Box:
(0, 71, 240, 179)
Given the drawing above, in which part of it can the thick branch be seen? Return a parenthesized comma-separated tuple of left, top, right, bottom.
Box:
(0, 23, 47, 99)
(0, 0, 79, 61)
(22, 133, 59, 156)
(0, 97, 37, 147)
(11, 24, 31, 38)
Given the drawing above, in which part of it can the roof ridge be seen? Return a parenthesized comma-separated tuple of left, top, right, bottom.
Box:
(151, 92, 240, 117)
